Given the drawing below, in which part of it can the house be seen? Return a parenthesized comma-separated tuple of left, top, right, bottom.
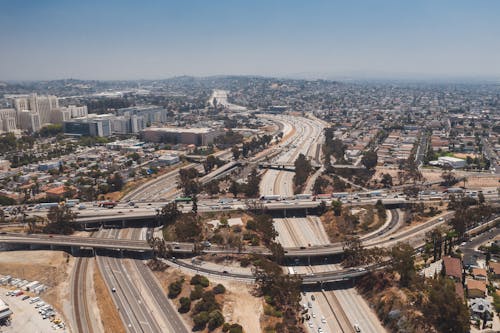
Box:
(469, 298, 492, 321)
(45, 186, 69, 200)
(466, 278, 487, 298)
(489, 262, 500, 279)
(442, 256, 463, 282)
(472, 268, 488, 281)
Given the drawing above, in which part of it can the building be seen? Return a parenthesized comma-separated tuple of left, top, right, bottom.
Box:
(470, 298, 492, 320)
(442, 256, 463, 282)
(472, 267, 488, 281)
(117, 106, 170, 125)
(18, 110, 41, 132)
(0, 297, 12, 323)
(157, 154, 180, 166)
(141, 127, 223, 146)
(12, 94, 59, 126)
(0, 108, 17, 133)
(489, 262, 500, 279)
(64, 116, 111, 137)
(466, 278, 487, 298)
(438, 156, 466, 169)
(45, 185, 70, 200)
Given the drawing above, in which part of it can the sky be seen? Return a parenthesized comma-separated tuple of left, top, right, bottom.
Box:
(0, 0, 499, 80)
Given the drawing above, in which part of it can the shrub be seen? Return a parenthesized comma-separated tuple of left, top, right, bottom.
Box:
(213, 284, 226, 294)
(168, 279, 183, 299)
(178, 297, 191, 313)
(240, 257, 251, 267)
(193, 311, 209, 330)
(191, 274, 210, 288)
(207, 310, 225, 331)
(229, 324, 243, 333)
(190, 284, 204, 300)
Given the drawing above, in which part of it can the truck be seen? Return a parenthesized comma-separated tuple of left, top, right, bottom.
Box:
(259, 195, 282, 201)
(99, 201, 117, 209)
(294, 193, 312, 200)
(288, 267, 296, 275)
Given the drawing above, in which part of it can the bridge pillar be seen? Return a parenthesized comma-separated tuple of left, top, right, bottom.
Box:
(122, 220, 126, 228)
(50, 244, 55, 251)
(70, 246, 78, 257)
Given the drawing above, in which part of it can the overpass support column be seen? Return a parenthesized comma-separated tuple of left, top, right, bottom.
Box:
(308, 256, 311, 266)
(305, 208, 308, 215)
(122, 220, 126, 228)
(70, 246, 78, 257)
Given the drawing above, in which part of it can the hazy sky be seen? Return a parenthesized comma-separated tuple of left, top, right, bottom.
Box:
(1, 0, 499, 80)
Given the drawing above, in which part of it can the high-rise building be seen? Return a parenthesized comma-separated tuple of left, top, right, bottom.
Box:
(18, 110, 41, 132)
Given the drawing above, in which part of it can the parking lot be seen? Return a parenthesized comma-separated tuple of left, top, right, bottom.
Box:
(0, 287, 67, 333)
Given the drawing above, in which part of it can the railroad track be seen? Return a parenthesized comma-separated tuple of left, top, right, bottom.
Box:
(72, 256, 94, 333)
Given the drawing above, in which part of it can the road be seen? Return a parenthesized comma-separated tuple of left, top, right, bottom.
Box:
(71, 256, 95, 333)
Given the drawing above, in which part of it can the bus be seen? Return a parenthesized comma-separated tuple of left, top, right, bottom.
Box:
(332, 192, 348, 199)
(174, 197, 192, 203)
(288, 267, 296, 275)
(315, 193, 332, 201)
(294, 194, 312, 200)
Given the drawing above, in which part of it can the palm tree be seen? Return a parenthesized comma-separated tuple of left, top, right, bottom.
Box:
(462, 176, 468, 189)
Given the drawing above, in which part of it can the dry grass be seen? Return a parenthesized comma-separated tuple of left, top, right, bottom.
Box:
(93, 264, 126, 333)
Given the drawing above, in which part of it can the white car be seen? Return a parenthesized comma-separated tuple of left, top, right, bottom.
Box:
(321, 316, 326, 324)
(312, 312, 316, 318)
(308, 321, 314, 328)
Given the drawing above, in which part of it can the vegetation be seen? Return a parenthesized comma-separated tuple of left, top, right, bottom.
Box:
(43, 205, 76, 234)
(168, 277, 184, 299)
(190, 274, 210, 288)
(253, 257, 303, 333)
(178, 297, 191, 313)
(361, 150, 378, 170)
(293, 153, 312, 193)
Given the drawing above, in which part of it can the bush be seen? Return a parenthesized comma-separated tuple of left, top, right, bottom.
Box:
(191, 274, 210, 288)
(193, 311, 209, 330)
(229, 324, 243, 333)
(190, 284, 204, 300)
(240, 257, 251, 267)
(222, 323, 231, 332)
(178, 297, 191, 313)
(168, 279, 183, 299)
(207, 310, 225, 331)
(246, 219, 256, 230)
(213, 284, 226, 295)
(193, 290, 220, 315)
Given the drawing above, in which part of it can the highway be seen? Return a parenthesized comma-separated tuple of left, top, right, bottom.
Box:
(71, 256, 95, 333)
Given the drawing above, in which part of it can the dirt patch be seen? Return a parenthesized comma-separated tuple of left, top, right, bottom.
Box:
(0, 250, 73, 328)
(153, 266, 260, 333)
(94, 264, 126, 333)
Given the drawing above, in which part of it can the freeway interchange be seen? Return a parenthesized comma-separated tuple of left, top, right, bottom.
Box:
(1, 114, 499, 333)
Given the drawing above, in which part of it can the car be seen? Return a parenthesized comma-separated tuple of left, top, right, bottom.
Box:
(111, 287, 116, 293)
(311, 295, 315, 301)
(318, 328, 324, 333)
(311, 312, 316, 318)
(308, 321, 314, 328)
(438, 217, 444, 222)
(321, 316, 326, 324)
(22, 295, 30, 301)
(354, 323, 361, 332)
(222, 270, 228, 274)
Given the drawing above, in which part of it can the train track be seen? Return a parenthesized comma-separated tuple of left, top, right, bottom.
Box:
(72, 256, 94, 333)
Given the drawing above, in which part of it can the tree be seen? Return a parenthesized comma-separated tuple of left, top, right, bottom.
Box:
(293, 154, 312, 191)
(342, 236, 365, 267)
(158, 202, 181, 226)
(331, 200, 342, 216)
(361, 150, 378, 170)
(213, 284, 226, 294)
(231, 146, 241, 160)
(229, 181, 240, 198)
(380, 173, 393, 188)
(207, 310, 225, 331)
(44, 205, 76, 234)
(193, 311, 210, 330)
(423, 278, 470, 333)
(168, 278, 183, 299)
(178, 167, 201, 197)
(178, 297, 191, 313)
(389, 243, 415, 287)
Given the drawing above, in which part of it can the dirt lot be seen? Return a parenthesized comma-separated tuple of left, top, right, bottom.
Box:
(153, 266, 261, 333)
(93, 263, 126, 333)
(0, 250, 73, 331)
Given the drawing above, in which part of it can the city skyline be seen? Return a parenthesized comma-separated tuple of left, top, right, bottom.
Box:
(1, 0, 500, 80)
